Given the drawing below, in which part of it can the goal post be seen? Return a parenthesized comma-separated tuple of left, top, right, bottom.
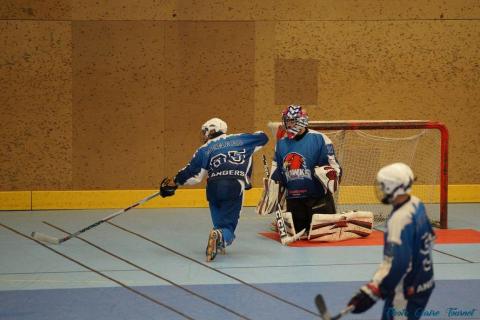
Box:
(267, 120, 448, 229)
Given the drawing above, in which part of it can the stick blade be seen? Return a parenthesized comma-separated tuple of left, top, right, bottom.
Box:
(315, 294, 332, 320)
(280, 228, 306, 245)
(31, 232, 60, 245)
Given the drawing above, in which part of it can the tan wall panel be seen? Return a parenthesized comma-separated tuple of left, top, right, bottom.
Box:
(72, 0, 480, 21)
(173, 0, 275, 21)
(72, 21, 166, 189)
(163, 22, 256, 184)
(275, 58, 318, 105)
(268, 20, 480, 183)
(0, 1, 71, 20)
(274, 0, 480, 20)
(1, 2, 479, 191)
(72, 1, 176, 21)
(0, 21, 72, 191)
(72, 0, 275, 21)
(253, 21, 277, 185)
(71, 0, 479, 21)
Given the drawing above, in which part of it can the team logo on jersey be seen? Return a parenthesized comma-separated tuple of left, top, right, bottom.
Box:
(283, 152, 311, 180)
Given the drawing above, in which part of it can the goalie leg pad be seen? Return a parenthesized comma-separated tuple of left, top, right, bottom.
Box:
(308, 211, 373, 242)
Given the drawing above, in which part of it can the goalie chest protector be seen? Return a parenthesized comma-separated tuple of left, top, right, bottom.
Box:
(274, 130, 340, 199)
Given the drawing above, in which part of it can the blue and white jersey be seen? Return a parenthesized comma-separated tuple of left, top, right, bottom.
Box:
(372, 196, 435, 298)
(174, 132, 268, 188)
(271, 129, 341, 199)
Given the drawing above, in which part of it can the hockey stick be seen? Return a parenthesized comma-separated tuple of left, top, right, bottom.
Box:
(255, 155, 271, 215)
(31, 191, 160, 244)
(275, 203, 306, 245)
(262, 154, 270, 179)
(261, 154, 290, 243)
(315, 294, 354, 320)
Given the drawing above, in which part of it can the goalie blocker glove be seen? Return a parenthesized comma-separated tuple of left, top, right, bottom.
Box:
(160, 177, 178, 198)
(314, 165, 339, 194)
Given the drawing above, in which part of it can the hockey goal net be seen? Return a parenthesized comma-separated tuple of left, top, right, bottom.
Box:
(268, 120, 448, 229)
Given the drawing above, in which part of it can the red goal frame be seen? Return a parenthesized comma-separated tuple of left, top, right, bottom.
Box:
(269, 120, 449, 228)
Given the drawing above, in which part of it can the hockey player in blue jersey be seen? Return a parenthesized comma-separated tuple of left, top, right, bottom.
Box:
(347, 162, 435, 320)
(269, 105, 342, 238)
(160, 118, 268, 262)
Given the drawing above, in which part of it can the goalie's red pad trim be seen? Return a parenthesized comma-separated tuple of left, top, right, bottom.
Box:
(259, 229, 480, 247)
(311, 219, 372, 230)
(308, 229, 371, 240)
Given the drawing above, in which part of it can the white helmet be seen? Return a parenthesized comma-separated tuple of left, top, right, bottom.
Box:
(376, 162, 414, 204)
(201, 118, 227, 141)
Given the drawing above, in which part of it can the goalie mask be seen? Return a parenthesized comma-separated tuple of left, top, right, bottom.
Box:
(376, 162, 414, 204)
(201, 118, 227, 142)
(282, 105, 308, 139)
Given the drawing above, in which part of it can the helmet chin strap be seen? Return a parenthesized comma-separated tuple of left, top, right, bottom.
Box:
(381, 195, 391, 204)
(382, 184, 410, 204)
(204, 130, 224, 142)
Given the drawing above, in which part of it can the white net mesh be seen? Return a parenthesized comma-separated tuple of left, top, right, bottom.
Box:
(321, 128, 441, 227)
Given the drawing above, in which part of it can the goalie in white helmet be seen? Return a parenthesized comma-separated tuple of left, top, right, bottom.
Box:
(161, 117, 269, 262)
(345, 162, 435, 320)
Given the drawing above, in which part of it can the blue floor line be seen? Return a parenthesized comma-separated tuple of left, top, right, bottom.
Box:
(1, 280, 479, 320)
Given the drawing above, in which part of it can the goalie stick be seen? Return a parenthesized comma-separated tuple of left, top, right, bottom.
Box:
(262, 154, 270, 179)
(31, 191, 160, 245)
(256, 155, 272, 215)
(315, 294, 354, 320)
(262, 155, 305, 245)
(275, 203, 306, 245)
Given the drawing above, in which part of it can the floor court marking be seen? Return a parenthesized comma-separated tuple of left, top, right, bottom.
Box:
(0, 279, 111, 284)
(0, 222, 196, 320)
(261, 229, 478, 263)
(431, 248, 475, 263)
(43, 221, 252, 320)
(0, 269, 138, 275)
(1, 261, 470, 280)
(107, 221, 320, 317)
(216, 261, 474, 270)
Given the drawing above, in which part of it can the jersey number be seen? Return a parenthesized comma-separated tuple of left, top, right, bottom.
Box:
(420, 233, 434, 271)
(210, 149, 246, 168)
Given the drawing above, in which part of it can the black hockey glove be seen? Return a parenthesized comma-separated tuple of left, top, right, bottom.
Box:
(160, 177, 177, 198)
(348, 283, 380, 314)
